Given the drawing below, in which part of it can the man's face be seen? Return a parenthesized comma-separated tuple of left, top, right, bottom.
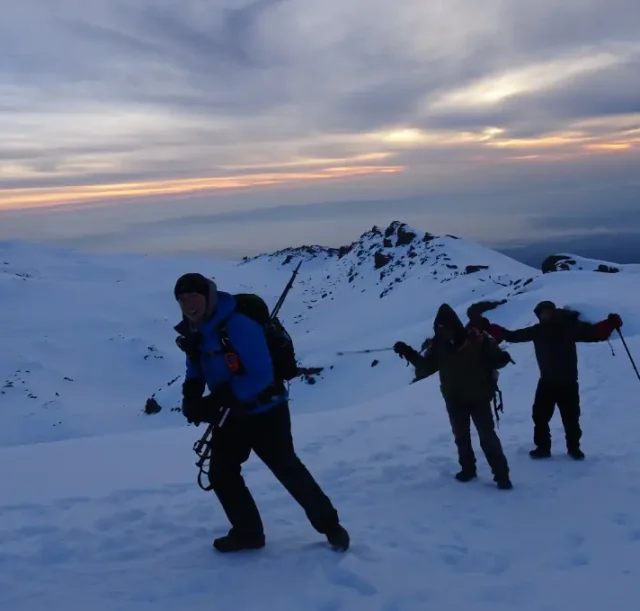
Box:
(538, 309, 554, 323)
(437, 324, 454, 341)
(178, 292, 207, 323)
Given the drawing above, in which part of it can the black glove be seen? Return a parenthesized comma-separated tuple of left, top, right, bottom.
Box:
(176, 331, 203, 362)
(183, 377, 205, 401)
(182, 396, 204, 426)
(182, 383, 238, 426)
(394, 341, 411, 356)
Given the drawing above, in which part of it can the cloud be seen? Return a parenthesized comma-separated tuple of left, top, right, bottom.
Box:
(1, 0, 639, 209)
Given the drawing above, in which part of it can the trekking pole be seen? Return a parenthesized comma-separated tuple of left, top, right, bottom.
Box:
(336, 347, 394, 356)
(616, 328, 640, 381)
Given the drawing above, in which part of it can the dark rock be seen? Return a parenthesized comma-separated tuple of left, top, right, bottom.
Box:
(384, 224, 395, 238)
(383, 238, 393, 248)
(465, 265, 489, 274)
(541, 254, 575, 273)
(446, 264, 458, 269)
(396, 225, 417, 246)
(144, 397, 162, 414)
(374, 251, 393, 269)
(298, 366, 324, 385)
(338, 244, 353, 259)
(596, 264, 619, 273)
(371, 359, 379, 367)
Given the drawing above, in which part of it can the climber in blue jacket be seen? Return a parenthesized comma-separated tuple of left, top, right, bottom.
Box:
(173, 272, 349, 554)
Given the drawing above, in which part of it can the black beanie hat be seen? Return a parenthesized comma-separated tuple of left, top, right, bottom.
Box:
(174, 273, 211, 300)
(534, 300, 556, 317)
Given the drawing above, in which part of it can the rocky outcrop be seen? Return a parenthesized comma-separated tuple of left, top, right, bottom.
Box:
(374, 251, 393, 269)
(542, 254, 575, 273)
(542, 254, 621, 274)
(465, 264, 489, 275)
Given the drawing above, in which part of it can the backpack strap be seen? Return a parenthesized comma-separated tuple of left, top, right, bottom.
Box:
(218, 316, 246, 375)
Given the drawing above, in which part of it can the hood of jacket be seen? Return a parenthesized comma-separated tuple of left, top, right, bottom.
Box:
(433, 303, 467, 347)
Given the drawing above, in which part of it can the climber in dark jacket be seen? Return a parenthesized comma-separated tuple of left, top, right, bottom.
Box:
(488, 301, 623, 460)
(394, 304, 514, 489)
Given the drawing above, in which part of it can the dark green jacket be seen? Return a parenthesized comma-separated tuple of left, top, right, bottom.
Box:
(405, 334, 511, 404)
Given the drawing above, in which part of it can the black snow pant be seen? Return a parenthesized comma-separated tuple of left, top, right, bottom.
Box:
(445, 400, 510, 479)
(207, 401, 340, 538)
(532, 379, 582, 452)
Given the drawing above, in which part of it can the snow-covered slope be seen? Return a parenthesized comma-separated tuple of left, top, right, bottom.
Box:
(542, 252, 640, 274)
(1, 222, 640, 610)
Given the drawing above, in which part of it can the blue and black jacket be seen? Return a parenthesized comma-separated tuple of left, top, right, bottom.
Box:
(175, 289, 288, 415)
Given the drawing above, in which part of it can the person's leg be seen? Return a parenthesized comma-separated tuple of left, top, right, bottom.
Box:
(530, 379, 556, 457)
(250, 402, 349, 550)
(556, 380, 584, 459)
(470, 402, 512, 488)
(445, 401, 476, 480)
(207, 417, 264, 552)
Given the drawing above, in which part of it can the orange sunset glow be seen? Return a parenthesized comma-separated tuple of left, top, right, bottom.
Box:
(1, 0, 639, 255)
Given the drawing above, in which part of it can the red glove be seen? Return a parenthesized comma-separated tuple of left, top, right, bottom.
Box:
(594, 313, 622, 339)
(608, 313, 622, 330)
(487, 324, 505, 342)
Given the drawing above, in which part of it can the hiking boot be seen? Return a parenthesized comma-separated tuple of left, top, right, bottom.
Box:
(567, 448, 585, 460)
(529, 447, 551, 459)
(455, 469, 477, 482)
(213, 529, 265, 553)
(325, 523, 350, 552)
(495, 478, 513, 490)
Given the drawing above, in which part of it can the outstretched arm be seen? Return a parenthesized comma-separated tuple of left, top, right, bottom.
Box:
(394, 341, 439, 378)
(573, 314, 622, 343)
(489, 323, 538, 344)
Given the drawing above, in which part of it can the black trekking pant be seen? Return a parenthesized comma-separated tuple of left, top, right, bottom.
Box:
(207, 401, 339, 538)
(445, 400, 510, 479)
(532, 379, 581, 452)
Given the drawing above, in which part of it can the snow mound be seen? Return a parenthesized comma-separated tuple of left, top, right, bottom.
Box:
(542, 253, 640, 274)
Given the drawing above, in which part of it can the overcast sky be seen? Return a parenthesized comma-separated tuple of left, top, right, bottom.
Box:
(1, 0, 639, 258)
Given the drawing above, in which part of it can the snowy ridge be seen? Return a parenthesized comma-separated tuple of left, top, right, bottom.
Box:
(246, 221, 535, 303)
(542, 252, 640, 274)
(1, 223, 640, 610)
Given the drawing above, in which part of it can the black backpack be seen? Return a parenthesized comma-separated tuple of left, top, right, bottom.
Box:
(218, 293, 299, 382)
(478, 333, 511, 425)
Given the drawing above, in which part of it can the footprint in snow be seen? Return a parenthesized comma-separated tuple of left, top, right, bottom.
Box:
(321, 562, 378, 597)
(94, 509, 147, 532)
